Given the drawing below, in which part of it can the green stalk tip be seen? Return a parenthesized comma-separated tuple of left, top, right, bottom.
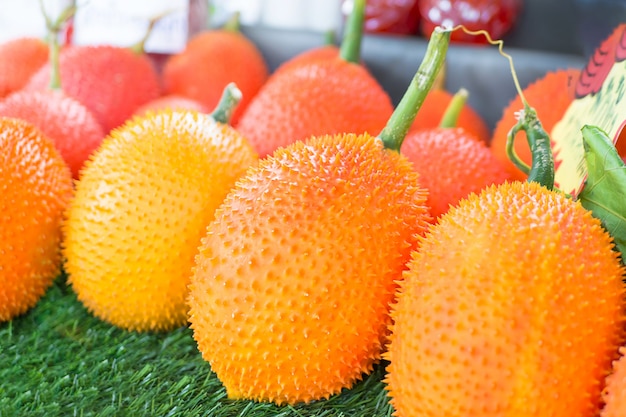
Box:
(339, 0, 366, 64)
(130, 10, 174, 55)
(439, 88, 468, 128)
(39, 0, 76, 90)
(210, 82, 242, 125)
(223, 11, 241, 32)
(378, 27, 451, 152)
(506, 105, 555, 189)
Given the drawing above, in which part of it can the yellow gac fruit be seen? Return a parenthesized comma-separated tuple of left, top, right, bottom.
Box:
(63, 105, 258, 332)
(188, 133, 432, 406)
(0, 117, 73, 322)
(385, 181, 626, 417)
(601, 346, 626, 417)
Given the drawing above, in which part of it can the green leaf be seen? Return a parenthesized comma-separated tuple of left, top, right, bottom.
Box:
(578, 125, 626, 259)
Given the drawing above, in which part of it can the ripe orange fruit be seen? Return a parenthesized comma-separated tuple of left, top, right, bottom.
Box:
(0, 90, 105, 179)
(188, 23, 451, 406)
(410, 87, 490, 143)
(132, 94, 209, 117)
(400, 126, 511, 218)
(235, 0, 394, 158)
(162, 28, 269, 126)
(490, 68, 580, 180)
(385, 180, 626, 417)
(25, 44, 161, 133)
(0, 37, 49, 98)
(601, 347, 626, 417)
(271, 45, 340, 77)
(0, 117, 73, 322)
(189, 133, 432, 405)
(63, 97, 258, 331)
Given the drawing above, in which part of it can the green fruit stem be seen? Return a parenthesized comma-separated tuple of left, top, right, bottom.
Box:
(210, 82, 242, 125)
(129, 11, 172, 55)
(223, 11, 241, 32)
(439, 88, 468, 128)
(339, 0, 366, 64)
(378, 27, 451, 152)
(39, 0, 76, 90)
(505, 105, 555, 190)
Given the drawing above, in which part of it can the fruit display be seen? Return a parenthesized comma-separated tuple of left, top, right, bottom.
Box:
(1, 1, 625, 416)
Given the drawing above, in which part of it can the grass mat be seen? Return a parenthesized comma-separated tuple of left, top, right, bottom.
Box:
(0, 276, 394, 417)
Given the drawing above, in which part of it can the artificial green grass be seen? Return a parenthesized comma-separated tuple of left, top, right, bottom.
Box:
(0, 275, 394, 417)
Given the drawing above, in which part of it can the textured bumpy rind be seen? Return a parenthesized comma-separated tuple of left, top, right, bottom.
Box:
(189, 133, 432, 405)
(163, 30, 269, 126)
(400, 127, 511, 218)
(0, 90, 105, 179)
(235, 58, 394, 158)
(63, 110, 258, 331)
(0, 117, 73, 322)
(25, 45, 161, 133)
(385, 181, 626, 417)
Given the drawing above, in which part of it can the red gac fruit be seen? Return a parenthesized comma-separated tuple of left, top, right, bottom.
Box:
(25, 45, 161, 133)
(401, 127, 511, 218)
(0, 90, 105, 179)
(0, 37, 49, 99)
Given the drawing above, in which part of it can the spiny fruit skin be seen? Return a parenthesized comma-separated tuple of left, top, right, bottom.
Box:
(162, 30, 269, 126)
(235, 58, 394, 158)
(490, 69, 580, 180)
(0, 117, 73, 322)
(601, 347, 626, 417)
(0, 37, 49, 98)
(189, 133, 432, 405)
(63, 110, 258, 332)
(25, 45, 161, 133)
(385, 181, 626, 417)
(400, 127, 511, 218)
(271, 45, 340, 77)
(410, 88, 490, 143)
(0, 90, 105, 179)
(132, 94, 209, 117)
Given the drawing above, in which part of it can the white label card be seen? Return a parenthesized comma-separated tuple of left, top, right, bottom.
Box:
(72, 0, 189, 53)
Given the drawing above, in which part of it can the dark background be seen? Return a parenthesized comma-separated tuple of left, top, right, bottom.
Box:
(240, 0, 626, 130)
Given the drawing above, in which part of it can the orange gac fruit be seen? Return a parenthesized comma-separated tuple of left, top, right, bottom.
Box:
(188, 133, 432, 405)
(0, 117, 73, 322)
(400, 127, 511, 218)
(162, 29, 269, 126)
(271, 45, 340, 77)
(132, 94, 209, 117)
(409, 88, 490, 143)
(601, 346, 626, 417)
(490, 68, 580, 180)
(234, 0, 393, 158)
(0, 90, 105, 179)
(63, 101, 258, 331)
(0, 37, 49, 99)
(385, 180, 626, 417)
(235, 58, 394, 158)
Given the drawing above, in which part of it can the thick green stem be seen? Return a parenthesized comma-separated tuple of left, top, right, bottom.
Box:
(506, 105, 555, 190)
(223, 11, 241, 32)
(339, 0, 366, 63)
(439, 88, 468, 128)
(129, 11, 173, 55)
(39, 0, 75, 90)
(210, 82, 242, 125)
(378, 27, 451, 152)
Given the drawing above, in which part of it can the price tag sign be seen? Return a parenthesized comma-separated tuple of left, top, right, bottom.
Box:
(551, 24, 626, 197)
(0, 0, 71, 42)
(71, 0, 190, 53)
